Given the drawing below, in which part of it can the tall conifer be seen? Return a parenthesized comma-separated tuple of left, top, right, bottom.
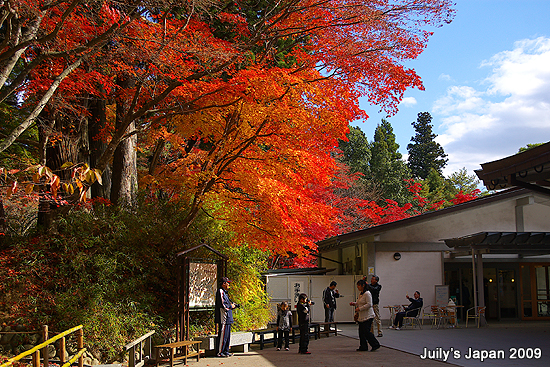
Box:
(370, 120, 411, 205)
(407, 112, 448, 179)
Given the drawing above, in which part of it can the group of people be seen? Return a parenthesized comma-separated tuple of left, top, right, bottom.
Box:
(280, 275, 385, 354)
(215, 275, 423, 357)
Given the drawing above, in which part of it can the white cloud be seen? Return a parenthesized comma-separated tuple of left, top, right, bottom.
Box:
(442, 151, 492, 178)
(433, 37, 550, 175)
(483, 37, 550, 97)
(399, 97, 417, 107)
(438, 73, 453, 81)
(433, 86, 486, 115)
(436, 113, 498, 146)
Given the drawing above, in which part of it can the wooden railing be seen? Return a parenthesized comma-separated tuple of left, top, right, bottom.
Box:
(0, 325, 85, 367)
(124, 330, 155, 367)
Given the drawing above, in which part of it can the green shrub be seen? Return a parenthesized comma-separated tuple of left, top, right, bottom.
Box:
(1, 194, 273, 361)
(226, 245, 273, 331)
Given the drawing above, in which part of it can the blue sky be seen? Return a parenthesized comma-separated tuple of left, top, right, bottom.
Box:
(356, 0, 550, 178)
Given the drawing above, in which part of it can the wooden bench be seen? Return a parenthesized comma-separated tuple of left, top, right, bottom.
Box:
(250, 328, 278, 350)
(290, 323, 320, 344)
(154, 340, 202, 367)
(317, 322, 338, 337)
(250, 323, 321, 350)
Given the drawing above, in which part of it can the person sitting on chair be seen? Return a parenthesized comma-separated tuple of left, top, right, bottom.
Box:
(389, 291, 423, 330)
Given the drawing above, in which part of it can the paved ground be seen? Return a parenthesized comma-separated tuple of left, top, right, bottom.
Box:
(178, 321, 550, 367)
(186, 332, 451, 367)
(339, 321, 550, 367)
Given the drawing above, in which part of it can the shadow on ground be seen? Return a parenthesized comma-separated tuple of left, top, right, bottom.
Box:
(179, 321, 550, 367)
(181, 333, 452, 367)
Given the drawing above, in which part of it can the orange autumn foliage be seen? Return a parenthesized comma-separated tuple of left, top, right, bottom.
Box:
(2, 1, 457, 255)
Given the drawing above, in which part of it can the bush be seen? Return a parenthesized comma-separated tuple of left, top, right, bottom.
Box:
(226, 245, 272, 331)
(0, 194, 273, 360)
(0, 197, 180, 361)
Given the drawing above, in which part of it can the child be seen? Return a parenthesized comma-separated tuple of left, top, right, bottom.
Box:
(276, 301, 292, 351)
(297, 293, 312, 354)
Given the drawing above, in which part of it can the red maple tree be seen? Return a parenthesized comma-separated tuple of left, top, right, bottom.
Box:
(1, 1, 457, 256)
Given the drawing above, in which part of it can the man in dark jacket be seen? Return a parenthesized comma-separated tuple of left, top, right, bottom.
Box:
(322, 281, 341, 322)
(389, 291, 423, 330)
(367, 275, 383, 337)
(215, 277, 237, 357)
(297, 293, 312, 354)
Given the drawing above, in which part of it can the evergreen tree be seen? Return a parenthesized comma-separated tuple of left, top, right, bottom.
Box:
(407, 112, 448, 179)
(338, 126, 371, 176)
(370, 120, 412, 205)
(420, 168, 453, 206)
(418, 167, 483, 211)
(337, 126, 383, 204)
(447, 167, 480, 195)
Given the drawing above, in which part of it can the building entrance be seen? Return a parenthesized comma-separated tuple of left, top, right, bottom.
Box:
(445, 264, 518, 321)
(520, 263, 550, 320)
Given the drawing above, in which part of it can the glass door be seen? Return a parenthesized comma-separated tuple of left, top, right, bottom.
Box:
(535, 265, 550, 317)
(520, 263, 550, 320)
(521, 265, 532, 318)
(498, 269, 517, 318)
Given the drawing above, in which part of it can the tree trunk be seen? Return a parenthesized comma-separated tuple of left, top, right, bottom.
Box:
(89, 96, 111, 199)
(110, 121, 137, 207)
(110, 74, 137, 208)
(37, 101, 88, 231)
(0, 196, 6, 237)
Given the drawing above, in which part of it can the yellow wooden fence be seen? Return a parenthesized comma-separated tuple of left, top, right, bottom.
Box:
(0, 325, 85, 367)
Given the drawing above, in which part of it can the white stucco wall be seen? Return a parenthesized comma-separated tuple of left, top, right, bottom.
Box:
(375, 251, 442, 320)
(320, 249, 339, 275)
(377, 199, 520, 243)
(523, 201, 550, 231)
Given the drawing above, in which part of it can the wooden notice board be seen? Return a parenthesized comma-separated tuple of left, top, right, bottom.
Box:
(435, 285, 449, 306)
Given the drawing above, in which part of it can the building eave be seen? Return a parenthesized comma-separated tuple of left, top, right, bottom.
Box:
(317, 187, 532, 252)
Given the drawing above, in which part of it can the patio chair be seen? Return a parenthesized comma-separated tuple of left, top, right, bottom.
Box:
(436, 306, 453, 329)
(403, 307, 423, 329)
(466, 306, 487, 328)
(423, 305, 439, 328)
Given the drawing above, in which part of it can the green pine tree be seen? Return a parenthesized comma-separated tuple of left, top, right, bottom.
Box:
(447, 167, 480, 195)
(370, 120, 412, 205)
(338, 126, 371, 176)
(518, 143, 544, 153)
(407, 112, 448, 179)
(420, 168, 453, 206)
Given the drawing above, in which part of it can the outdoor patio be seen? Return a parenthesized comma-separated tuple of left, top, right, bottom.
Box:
(169, 320, 549, 367)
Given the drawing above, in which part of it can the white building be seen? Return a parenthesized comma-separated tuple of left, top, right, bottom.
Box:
(316, 142, 550, 322)
(317, 187, 550, 322)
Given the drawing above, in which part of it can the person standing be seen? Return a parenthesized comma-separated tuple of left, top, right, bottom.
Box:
(350, 279, 380, 352)
(322, 281, 341, 322)
(276, 301, 292, 351)
(215, 277, 238, 357)
(297, 293, 312, 354)
(368, 275, 383, 337)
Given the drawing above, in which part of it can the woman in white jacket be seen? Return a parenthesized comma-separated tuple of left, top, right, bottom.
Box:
(350, 279, 381, 352)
